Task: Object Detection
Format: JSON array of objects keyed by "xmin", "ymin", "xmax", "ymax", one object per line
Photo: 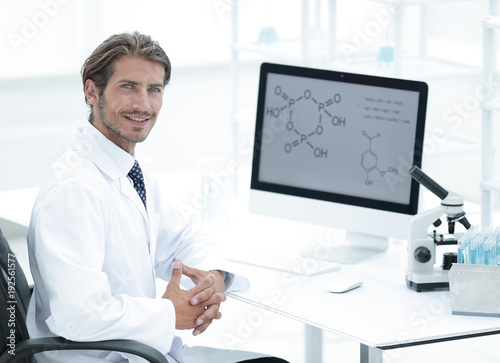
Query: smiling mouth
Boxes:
[{"xmin": 125, "ymin": 115, "xmax": 151, "ymax": 122}]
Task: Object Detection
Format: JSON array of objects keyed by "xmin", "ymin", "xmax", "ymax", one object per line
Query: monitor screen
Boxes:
[{"xmin": 249, "ymin": 62, "xmax": 428, "ymax": 263}]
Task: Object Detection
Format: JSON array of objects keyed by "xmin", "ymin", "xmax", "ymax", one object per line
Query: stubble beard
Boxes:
[{"xmin": 97, "ymin": 94, "xmax": 156, "ymax": 146}]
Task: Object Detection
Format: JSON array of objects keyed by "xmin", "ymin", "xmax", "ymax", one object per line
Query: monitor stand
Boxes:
[{"xmin": 302, "ymin": 231, "xmax": 389, "ymax": 264}]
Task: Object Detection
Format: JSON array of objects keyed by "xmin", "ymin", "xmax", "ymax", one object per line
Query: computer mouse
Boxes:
[{"xmin": 326, "ymin": 279, "xmax": 363, "ymax": 293}]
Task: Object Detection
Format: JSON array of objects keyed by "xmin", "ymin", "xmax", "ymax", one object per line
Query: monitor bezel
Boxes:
[{"xmin": 250, "ymin": 62, "xmax": 428, "ymax": 216}]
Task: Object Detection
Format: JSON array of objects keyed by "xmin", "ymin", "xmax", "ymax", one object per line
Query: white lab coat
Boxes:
[{"xmin": 26, "ymin": 124, "xmax": 250, "ymax": 362}]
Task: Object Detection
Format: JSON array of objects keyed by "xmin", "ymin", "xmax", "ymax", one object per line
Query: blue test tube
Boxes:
[
  {"xmin": 469, "ymin": 234, "xmax": 479, "ymax": 264},
  {"xmin": 462, "ymin": 226, "xmax": 479, "ymax": 264},
  {"xmin": 496, "ymin": 228, "xmax": 500, "ymax": 265},
  {"xmin": 470, "ymin": 231, "xmax": 488, "ymax": 265},
  {"xmin": 457, "ymin": 234, "xmax": 466, "ymax": 264},
  {"xmin": 484, "ymin": 235, "xmax": 496, "ymax": 265}
]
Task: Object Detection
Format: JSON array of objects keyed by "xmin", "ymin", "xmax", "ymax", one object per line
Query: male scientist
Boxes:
[{"xmin": 26, "ymin": 31, "xmax": 287, "ymax": 363}]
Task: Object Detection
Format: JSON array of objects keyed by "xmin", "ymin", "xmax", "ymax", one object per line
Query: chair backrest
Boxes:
[{"xmin": 0, "ymin": 228, "xmax": 32, "ymax": 356}]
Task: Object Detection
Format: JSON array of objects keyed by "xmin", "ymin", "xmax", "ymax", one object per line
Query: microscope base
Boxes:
[{"xmin": 406, "ymin": 278, "xmax": 449, "ymax": 292}]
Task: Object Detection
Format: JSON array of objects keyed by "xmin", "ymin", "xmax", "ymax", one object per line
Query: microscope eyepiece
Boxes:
[{"xmin": 410, "ymin": 166, "xmax": 449, "ymax": 200}]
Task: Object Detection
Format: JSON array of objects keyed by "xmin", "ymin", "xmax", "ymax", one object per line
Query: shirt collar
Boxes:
[{"xmin": 82, "ymin": 123, "xmax": 135, "ymax": 176}]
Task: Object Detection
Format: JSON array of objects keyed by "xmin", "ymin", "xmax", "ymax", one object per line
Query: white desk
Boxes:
[
  {"xmin": 225, "ymin": 241, "xmax": 500, "ymax": 363},
  {"xmin": 3, "ymin": 184, "xmax": 500, "ymax": 362}
]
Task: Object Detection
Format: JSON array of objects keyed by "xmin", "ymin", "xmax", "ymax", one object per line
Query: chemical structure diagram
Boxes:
[
  {"xmin": 265, "ymin": 85, "xmax": 346, "ymax": 159},
  {"xmin": 361, "ymin": 130, "xmax": 398, "ymax": 185}
]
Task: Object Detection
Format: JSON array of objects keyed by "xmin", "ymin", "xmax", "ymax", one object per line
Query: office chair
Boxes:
[{"xmin": 0, "ymin": 227, "xmax": 169, "ymax": 363}]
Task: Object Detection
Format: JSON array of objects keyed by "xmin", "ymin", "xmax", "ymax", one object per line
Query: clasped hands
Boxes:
[{"xmin": 163, "ymin": 259, "xmax": 226, "ymax": 336}]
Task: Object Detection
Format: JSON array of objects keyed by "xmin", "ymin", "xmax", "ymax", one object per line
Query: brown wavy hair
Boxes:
[{"xmin": 81, "ymin": 31, "xmax": 171, "ymax": 122}]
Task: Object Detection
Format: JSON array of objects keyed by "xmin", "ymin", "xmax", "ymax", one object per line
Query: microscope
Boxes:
[{"xmin": 406, "ymin": 166, "xmax": 471, "ymax": 292}]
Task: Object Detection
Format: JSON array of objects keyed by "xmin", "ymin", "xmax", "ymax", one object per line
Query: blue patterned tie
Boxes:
[{"xmin": 128, "ymin": 160, "xmax": 147, "ymax": 210}]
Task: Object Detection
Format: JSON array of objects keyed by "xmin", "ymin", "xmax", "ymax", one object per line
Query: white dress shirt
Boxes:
[{"xmin": 26, "ymin": 123, "xmax": 249, "ymax": 362}]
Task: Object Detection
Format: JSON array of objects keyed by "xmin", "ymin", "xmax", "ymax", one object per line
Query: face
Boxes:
[{"xmin": 85, "ymin": 55, "xmax": 165, "ymax": 154}]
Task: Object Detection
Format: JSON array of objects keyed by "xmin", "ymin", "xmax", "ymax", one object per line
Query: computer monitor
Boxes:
[{"xmin": 249, "ymin": 62, "xmax": 428, "ymax": 264}]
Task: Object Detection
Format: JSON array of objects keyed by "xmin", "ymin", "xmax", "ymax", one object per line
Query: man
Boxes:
[{"xmin": 27, "ymin": 31, "xmax": 287, "ymax": 363}]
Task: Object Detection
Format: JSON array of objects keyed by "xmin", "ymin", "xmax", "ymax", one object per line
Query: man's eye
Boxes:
[
  {"xmin": 149, "ymin": 87, "xmax": 161, "ymax": 92},
  {"xmin": 122, "ymin": 84, "xmax": 133, "ymax": 89}
]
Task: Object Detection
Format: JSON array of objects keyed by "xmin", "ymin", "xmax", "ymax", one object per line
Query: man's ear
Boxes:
[{"xmin": 84, "ymin": 79, "xmax": 99, "ymax": 106}]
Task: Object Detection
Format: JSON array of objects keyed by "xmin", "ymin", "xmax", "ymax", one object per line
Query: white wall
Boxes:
[{"xmin": 0, "ymin": 0, "xmax": 239, "ymax": 189}]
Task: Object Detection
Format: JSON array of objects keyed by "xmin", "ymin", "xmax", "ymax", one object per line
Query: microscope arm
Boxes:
[{"xmin": 408, "ymin": 205, "xmax": 447, "ymax": 241}]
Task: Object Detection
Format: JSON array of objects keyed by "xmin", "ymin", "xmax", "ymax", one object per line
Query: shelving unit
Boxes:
[
  {"xmin": 361, "ymin": 0, "xmax": 498, "ymax": 77},
  {"xmin": 230, "ymin": 0, "xmax": 496, "ymax": 79},
  {"xmin": 481, "ymin": 15, "xmax": 500, "ymax": 227}
]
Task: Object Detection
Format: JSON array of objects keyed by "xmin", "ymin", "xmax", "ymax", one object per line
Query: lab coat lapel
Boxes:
[
  {"xmin": 119, "ymin": 176, "xmax": 149, "ymax": 221},
  {"xmin": 148, "ymin": 212, "xmax": 160, "ymax": 267},
  {"xmin": 71, "ymin": 126, "xmax": 151, "ymax": 223}
]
